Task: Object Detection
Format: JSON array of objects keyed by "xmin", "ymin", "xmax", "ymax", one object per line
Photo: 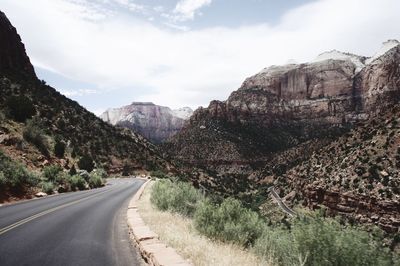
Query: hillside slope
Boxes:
[
  {"xmin": 261, "ymin": 105, "xmax": 400, "ymax": 232},
  {"xmin": 0, "ymin": 10, "xmax": 173, "ymax": 176}
]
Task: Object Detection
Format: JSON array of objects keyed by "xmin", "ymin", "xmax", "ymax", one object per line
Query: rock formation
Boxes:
[
  {"xmin": 168, "ymin": 40, "xmax": 400, "ymax": 166},
  {"xmin": 0, "ymin": 11, "xmax": 36, "ymax": 79},
  {"xmin": 100, "ymin": 103, "xmax": 193, "ymax": 143}
]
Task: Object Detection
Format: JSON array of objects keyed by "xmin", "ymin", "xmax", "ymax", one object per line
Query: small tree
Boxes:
[
  {"xmin": 6, "ymin": 95, "xmax": 36, "ymax": 122},
  {"xmin": 78, "ymin": 155, "xmax": 95, "ymax": 172},
  {"xmin": 0, "ymin": 110, "xmax": 5, "ymax": 124},
  {"xmin": 54, "ymin": 138, "xmax": 66, "ymax": 158},
  {"xmin": 23, "ymin": 117, "xmax": 50, "ymax": 157},
  {"xmin": 122, "ymin": 163, "xmax": 130, "ymax": 176},
  {"xmin": 69, "ymin": 165, "xmax": 77, "ymax": 176},
  {"xmin": 43, "ymin": 165, "xmax": 62, "ymax": 182}
]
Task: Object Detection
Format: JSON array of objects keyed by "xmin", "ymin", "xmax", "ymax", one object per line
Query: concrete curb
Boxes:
[{"xmin": 127, "ymin": 179, "xmax": 192, "ymax": 266}]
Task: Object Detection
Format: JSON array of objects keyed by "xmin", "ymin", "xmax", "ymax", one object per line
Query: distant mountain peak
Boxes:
[
  {"xmin": 172, "ymin": 107, "xmax": 193, "ymax": 120},
  {"xmin": 366, "ymin": 39, "xmax": 400, "ymax": 64},
  {"xmin": 100, "ymin": 102, "xmax": 193, "ymax": 143},
  {"xmin": 130, "ymin": 102, "xmax": 155, "ymax": 106},
  {"xmin": 258, "ymin": 39, "xmax": 400, "ymax": 76},
  {"xmin": 312, "ymin": 49, "xmax": 367, "ymax": 72}
]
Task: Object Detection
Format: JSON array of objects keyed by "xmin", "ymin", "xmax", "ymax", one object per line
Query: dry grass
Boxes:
[{"xmin": 137, "ymin": 182, "xmax": 270, "ymax": 266}]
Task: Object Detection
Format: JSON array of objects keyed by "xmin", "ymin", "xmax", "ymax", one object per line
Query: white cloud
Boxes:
[
  {"xmin": 112, "ymin": 0, "xmax": 146, "ymax": 13},
  {"xmin": 59, "ymin": 89, "xmax": 98, "ymax": 97},
  {"xmin": 172, "ymin": 0, "xmax": 212, "ymax": 21},
  {"xmin": 162, "ymin": 21, "xmax": 190, "ymax": 31},
  {"xmin": 0, "ymin": 0, "xmax": 399, "ymax": 111}
]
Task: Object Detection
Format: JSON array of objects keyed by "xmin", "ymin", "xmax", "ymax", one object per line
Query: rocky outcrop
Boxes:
[
  {"xmin": 0, "ymin": 11, "xmax": 36, "ymax": 79},
  {"xmin": 304, "ymin": 187, "xmax": 400, "ymax": 233},
  {"xmin": 355, "ymin": 43, "xmax": 400, "ymax": 111},
  {"xmin": 100, "ymin": 102, "xmax": 193, "ymax": 143}
]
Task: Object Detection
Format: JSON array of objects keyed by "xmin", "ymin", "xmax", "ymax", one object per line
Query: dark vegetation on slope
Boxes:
[
  {"xmin": 0, "ymin": 78, "xmax": 171, "ymax": 173},
  {"xmin": 267, "ymin": 105, "xmax": 400, "ymax": 233}
]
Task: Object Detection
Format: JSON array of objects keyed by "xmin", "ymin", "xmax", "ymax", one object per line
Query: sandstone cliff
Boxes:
[
  {"xmin": 100, "ymin": 103, "xmax": 193, "ymax": 143},
  {"xmin": 168, "ymin": 40, "xmax": 400, "ymax": 165}
]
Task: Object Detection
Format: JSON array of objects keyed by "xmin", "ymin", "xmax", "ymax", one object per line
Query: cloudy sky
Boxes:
[{"xmin": 1, "ymin": 0, "xmax": 400, "ymax": 114}]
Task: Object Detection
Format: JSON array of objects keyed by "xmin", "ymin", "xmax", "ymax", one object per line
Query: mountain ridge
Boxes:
[{"xmin": 100, "ymin": 102, "xmax": 193, "ymax": 143}]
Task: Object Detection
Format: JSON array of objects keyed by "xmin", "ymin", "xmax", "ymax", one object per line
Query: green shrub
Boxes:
[
  {"xmin": 253, "ymin": 226, "xmax": 297, "ymax": 265},
  {"xmin": 122, "ymin": 163, "xmax": 130, "ymax": 176},
  {"xmin": 0, "ymin": 110, "xmax": 5, "ymax": 124},
  {"xmin": 0, "ymin": 150, "xmax": 39, "ymax": 189},
  {"xmin": 93, "ymin": 168, "xmax": 108, "ymax": 179},
  {"xmin": 151, "ymin": 179, "xmax": 204, "ymax": 217},
  {"xmin": 43, "ymin": 165, "xmax": 62, "ymax": 182},
  {"xmin": 5, "ymin": 95, "xmax": 36, "ymax": 122},
  {"xmin": 23, "ymin": 118, "xmax": 50, "ymax": 157},
  {"xmin": 150, "ymin": 170, "xmax": 168, "ymax": 179},
  {"xmin": 194, "ymin": 197, "xmax": 264, "ymax": 246},
  {"xmin": 0, "ymin": 171, "xmax": 6, "ymax": 187},
  {"xmin": 88, "ymin": 170, "xmax": 105, "ymax": 188},
  {"xmin": 78, "ymin": 155, "xmax": 95, "ymax": 172},
  {"xmin": 253, "ymin": 216, "xmax": 393, "ymax": 266},
  {"xmin": 41, "ymin": 181, "xmax": 55, "ymax": 194},
  {"xmin": 52, "ymin": 171, "xmax": 76, "ymax": 193},
  {"xmin": 69, "ymin": 175, "xmax": 86, "ymax": 191},
  {"xmin": 54, "ymin": 171, "xmax": 69, "ymax": 186},
  {"xmin": 69, "ymin": 165, "xmax": 77, "ymax": 176},
  {"xmin": 78, "ymin": 170, "xmax": 90, "ymax": 182}
]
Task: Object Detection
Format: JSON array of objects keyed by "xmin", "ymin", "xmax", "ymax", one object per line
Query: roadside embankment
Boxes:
[
  {"xmin": 134, "ymin": 181, "xmax": 264, "ymax": 266},
  {"xmin": 127, "ymin": 179, "xmax": 191, "ymax": 266}
]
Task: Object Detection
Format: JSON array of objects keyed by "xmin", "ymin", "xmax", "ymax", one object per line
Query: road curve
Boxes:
[
  {"xmin": 268, "ymin": 187, "xmax": 297, "ymax": 217},
  {"xmin": 0, "ymin": 178, "xmax": 145, "ymax": 266}
]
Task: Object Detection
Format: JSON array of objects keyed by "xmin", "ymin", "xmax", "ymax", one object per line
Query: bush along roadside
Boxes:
[
  {"xmin": 39, "ymin": 165, "xmax": 107, "ymax": 194},
  {"xmin": 150, "ymin": 179, "xmax": 399, "ymax": 266},
  {"xmin": 0, "ymin": 149, "xmax": 40, "ymax": 192},
  {"xmin": 0, "ymin": 149, "xmax": 107, "ymax": 200}
]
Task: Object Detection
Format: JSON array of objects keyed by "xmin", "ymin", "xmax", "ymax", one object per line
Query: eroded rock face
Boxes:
[
  {"xmin": 230, "ymin": 60, "xmax": 358, "ymax": 122},
  {"xmin": 170, "ymin": 58, "xmax": 365, "ymax": 167},
  {"xmin": 355, "ymin": 45, "xmax": 400, "ymax": 112},
  {"xmin": 304, "ymin": 188, "xmax": 400, "ymax": 233},
  {"xmin": 170, "ymin": 41, "xmax": 400, "ymax": 166},
  {"xmin": 0, "ymin": 11, "xmax": 36, "ymax": 79},
  {"xmin": 100, "ymin": 102, "xmax": 193, "ymax": 143}
]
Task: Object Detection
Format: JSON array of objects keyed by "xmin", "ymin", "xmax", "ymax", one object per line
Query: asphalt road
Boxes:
[{"xmin": 0, "ymin": 178, "xmax": 145, "ymax": 266}]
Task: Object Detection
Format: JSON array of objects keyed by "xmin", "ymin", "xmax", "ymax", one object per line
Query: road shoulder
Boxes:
[{"xmin": 127, "ymin": 179, "xmax": 191, "ymax": 266}]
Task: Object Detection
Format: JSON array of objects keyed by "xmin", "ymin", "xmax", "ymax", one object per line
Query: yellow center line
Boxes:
[{"xmin": 0, "ymin": 187, "xmax": 114, "ymax": 236}]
